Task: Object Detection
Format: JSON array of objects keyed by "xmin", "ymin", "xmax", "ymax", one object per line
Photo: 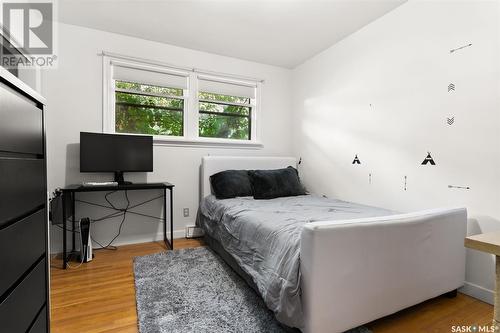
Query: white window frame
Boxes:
[
  {"xmin": 103, "ymin": 56, "xmax": 190, "ymax": 139},
  {"xmin": 102, "ymin": 54, "xmax": 263, "ymax": 148}
]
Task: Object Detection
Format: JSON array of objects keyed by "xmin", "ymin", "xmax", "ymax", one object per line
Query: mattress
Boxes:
[{"xmin": 196, "ymin": 194, "xmax": 394, "ymax": 329}]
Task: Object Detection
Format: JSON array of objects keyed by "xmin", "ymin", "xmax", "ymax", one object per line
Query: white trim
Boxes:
[
  {"xmin": 460, "ymin": 281, "xmax": 494, "ymax": 305},
  {"xmin": 197, "ymin": 73, "xmax": 259, "ymax": 88},
  {"xmin": 102, "ymin": 55, "xmax": 113, "ymax": 132},
  {"xmin": 50, "ymin": 229, "xmax": 187, "ymax": 254},
  {"xmin": 115, "ymin": 87, "xmax": 185, "ymax": 101},
  {"xmin": 102, "ymin": 52, "xmax": 263, "ymax": 146},
  {"xmin": 153, "ymin": 136, "xmax": 263, "ymax": 149},
  {"xmin": 186, "ymin": 72, "xmax": 197, "ymax": 139},
  {"xmin": 86, "ymin": 130, "xmax": 262, "ymax": 149},
  {"xmin": 100, "ymin": 229, "xmax": 188, "ymax": 247},
  {"xmin": 111, "ymin": 58, "xmax": 191, "ymax": 79},
  {"xmin": 198, "ymin": 98, "xmax": 254, "ymax": 108},
  {"xmin": 100, "ymin": 51, "xmax": 192, "ymax": 73},
  {"xmin": 99, "ymin": 51, "xmax": 264, "ymax": 83},
  {"xmin": 195, "ymin": 69, "xmax": 264, "ymax": 83},
  {"xmin": 253, "ymin": 81, "xmax": 262, "ymax": 143}
]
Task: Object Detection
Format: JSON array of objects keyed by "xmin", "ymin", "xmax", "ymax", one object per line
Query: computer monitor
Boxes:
[{"xmin": 80, "ymin": 132, "xmax": 153, "ymax": 184}]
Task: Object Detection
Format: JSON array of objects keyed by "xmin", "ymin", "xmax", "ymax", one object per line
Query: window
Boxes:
[
  {"xmin": 198, "ymin": 92, "xmax": 251, "ymax": 140},
  {"xmin": 103, "ymin": 55, "xmax": 261, "ymax": 147},
  {"xmin": 115, "ymin": 81, "xmax": 184, "ymax": 136},
  {"xmin": 109, "ymin": 62, "xmax": 189, "ymax": 137},
  {"xmin": 198, "ymin": 77, "xmax": 256, "ymax": 140}
]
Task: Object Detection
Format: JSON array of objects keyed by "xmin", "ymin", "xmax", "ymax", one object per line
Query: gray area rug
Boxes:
[{"xmin": 134, "ymin": 247, "xmax": 372, "ymax": 333}]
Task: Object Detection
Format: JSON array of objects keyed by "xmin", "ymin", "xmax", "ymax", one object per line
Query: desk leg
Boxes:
[
  {"xmin": 495, "ymin": 256, "xmax": 500, "ymax": 332},
  {"xmin": 170, "ymin": 188, "xmax": 174, "ymax": 250},
  {"xmin": 62, "ymin": 194, "xmax": 67, "ymax": 269},
  {"xmin": 72, "ymin": 193, "xmax": 76, "ymax": 253},
  {"xmin": 163, "ymin": 188, "xmax": 167, "ymax": 247}
]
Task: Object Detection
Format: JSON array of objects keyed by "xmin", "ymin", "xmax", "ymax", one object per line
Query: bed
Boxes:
[{"xmin": 196, "ymin": 156, "xmax": 467, "ymax": 333}]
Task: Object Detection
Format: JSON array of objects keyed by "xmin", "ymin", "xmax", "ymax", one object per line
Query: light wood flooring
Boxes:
[{"xmin": 50, "ymin": 239, "xmax": 493, "ymax": 333}]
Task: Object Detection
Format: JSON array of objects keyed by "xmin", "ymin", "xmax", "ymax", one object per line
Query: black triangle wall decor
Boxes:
[
  {"xmin": 352, "ymin": 154, "xmax": 361, "ymax": 165},
  {"xmin": 421, "ymin": 152, "xmax": 436, "ymax": 166}
]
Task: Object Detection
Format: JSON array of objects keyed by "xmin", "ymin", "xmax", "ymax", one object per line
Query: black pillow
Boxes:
[
  {"xmin": 210, "ymin": 170, "xmax": 253, "ymax": 199},
  {"xmin": 249, "ymin": 166, "xmax": 306, "ymax": 199}
]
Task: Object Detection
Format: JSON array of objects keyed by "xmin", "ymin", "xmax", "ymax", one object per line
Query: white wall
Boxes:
[
  {"xmin": 44, "ymin": 2, "xmax": 498, "ymax": 305},
  {"xmin": 43, "ymin": 23, "xmax": 293, "ymax": 253},
  {"xmin": 292, "ymin": 0, "xmax": 500, "ymax": 303}
]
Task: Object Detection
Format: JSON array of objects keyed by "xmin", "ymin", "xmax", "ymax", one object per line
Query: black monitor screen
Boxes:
[{"xmin": 80, "ymin": 132, "xmax": 153, "ymax": 173}]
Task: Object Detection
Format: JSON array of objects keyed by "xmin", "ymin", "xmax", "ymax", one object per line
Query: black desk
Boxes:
[{"xmin": 60, "ymin": 182, "xmax": 174, "ymax": 269}]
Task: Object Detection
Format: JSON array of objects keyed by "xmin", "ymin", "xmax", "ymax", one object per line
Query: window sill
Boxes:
[{"xmin": 153, "ymin": 136, "xmax": 263, "ymax": 149}]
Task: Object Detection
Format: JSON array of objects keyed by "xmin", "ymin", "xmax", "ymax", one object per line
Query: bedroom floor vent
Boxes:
[{"xmin": 185, "ymin": 225, "xmax": 204, "ymax": 238}]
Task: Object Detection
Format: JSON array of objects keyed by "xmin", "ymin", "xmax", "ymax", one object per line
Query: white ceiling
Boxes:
[{"xmin": 58, "ymin": 0, "xmax": 406, "ymax": 68}]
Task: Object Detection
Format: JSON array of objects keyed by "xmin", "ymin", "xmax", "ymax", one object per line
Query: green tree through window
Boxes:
[
  {"xmin": 115, "ymin": 81, "xmax": 184, "ymax": 136},
  {"xmin": 198, "ymin": 91, "xmax": 251, "ymax": 140},
  {"xmin": 114, "ymin": 81, "xmax": 254, "ymax": 141}
]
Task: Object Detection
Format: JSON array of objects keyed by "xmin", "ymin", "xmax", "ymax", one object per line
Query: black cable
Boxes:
[
  {"xmin": 76, "ymin": 198, "xmax": 116, "ymax": 210},
  {"xmin": 125, "ymin": 193, "xmax": 162, "ymax": 210},
  {"xmin": 104, "ymin": 191, "xmax": 120, "ymax": 210},
  {"xmin": 55, "ymin": 222, "xmax": 80, "ymax": 233},
  {"xmin": 122, "ymin": 209, "xmax": 164, "ymax": 221},
  {"xmin": 125, "ymin": 189, "xmax": 130, "ymax": 206},
  {"xmin": 76, "ymin": 200, "xmax": 163, "ymax": 222},
  {"xmin": 76, "ymin": 194, "xmax": 163, "ymax": 212},
  {"xmin": 97, "ymin": 211, "xmax": 126, "ymax": 248},
  {"xmin": 49, "ymin": 190, "xmax": 129, "ymax": 268},
  {"xmin": 90, "ymin": 235, "xmax": 117, "ymax": 251},
  {"xmin": 56, "ymin": 190, "xmax": 164, "ymax": 252},
  {"xmin": 76, "ymin": 194, "xmax": 164, "ymax": 222},
  {"xmin": 91, "ymin": 209, "xmax": 126, "ymax": 222},
  {"xmin": 90, "ymin": 190, "xmax": 131, "ymax": 250}
]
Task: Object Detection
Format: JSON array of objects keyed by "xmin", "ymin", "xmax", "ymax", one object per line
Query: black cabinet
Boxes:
[
  {"xmin": 0, "ymin": 83, "xmax": 43, "ymax": 155},
  {"xmin": 0, "ymin": 209, "xmax": 46, "ymax": 296},
  {"xmin": 0, "ymin": 159, "xmax": 46, "ymax": 226},
  {"xmin": 0, "ymin": 259, "xmax": 47, "ymax": 333},
  {"xmin": 0, "ymin": 68, "xmax": 49, "ymax": 333}
]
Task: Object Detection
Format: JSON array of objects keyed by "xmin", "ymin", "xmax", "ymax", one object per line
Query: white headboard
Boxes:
[{"xmin": 200, "ymin": 156, "xmax": 297, "ymax": 199}]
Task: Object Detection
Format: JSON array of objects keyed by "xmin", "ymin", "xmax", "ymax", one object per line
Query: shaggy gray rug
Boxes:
[{"xmin": 134, "ymin": 247, "xmax": 372, "ymax": 333}]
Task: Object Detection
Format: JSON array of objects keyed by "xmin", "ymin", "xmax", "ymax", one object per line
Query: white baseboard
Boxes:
[
  {"xmin": 50, "ymin": 229, "xmax": 188, "ymax": 254},
  {"xmin": 97, "ymin": 229, "xmax": 187, "ymax": 248},
  {"xmin": 460, "ymin": 281, "xmax": 494, "ymax": 305}
]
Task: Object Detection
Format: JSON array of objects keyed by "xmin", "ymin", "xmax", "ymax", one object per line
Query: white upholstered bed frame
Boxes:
[{"xmin": 200, "ymin": 156, "xmax": 467, "ymax": 333}]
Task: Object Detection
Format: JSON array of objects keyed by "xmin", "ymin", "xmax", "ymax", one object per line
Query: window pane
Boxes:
[
  {"xmin": 116, "ymin": 91, "xmax": 183, "ymax": 110},
  {"xmin": 114, "ymin": 82, "xmax": 184, "ymax": 137},
  {"xmin": 198, "ymin": 91, "xmax": 250, "ymax": 104},
  {"xmin": 199, "ymin": 113, "xmax": 249, "ymax": 140},
  {"xmin": 116, "ymin": 80, "xmax": 183, "ymax": 97},
  {"xmin": 115, "ymin": 105, "xmax": 183, "ymax": 136},
  {"xmin": 199, "ymin": 101, "xmax": 250, "ymax": 115}
]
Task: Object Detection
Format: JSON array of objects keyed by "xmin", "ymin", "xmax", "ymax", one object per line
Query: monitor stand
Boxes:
[{"xmin": 114, "ymin": 171, "xmax": 132, "ymax": 185}]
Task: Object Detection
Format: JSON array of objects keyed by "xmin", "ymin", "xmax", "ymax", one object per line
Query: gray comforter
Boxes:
[{"xmin": 197, "ymin": 194, "xmax": 394, "ymax": 329}]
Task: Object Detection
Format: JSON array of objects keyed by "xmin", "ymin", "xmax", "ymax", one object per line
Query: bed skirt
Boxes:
[
  {"xmin": 203, "ymin": 234, "xmax": 260, "ymax": 293},
  {"xmin": 203, "ymin": 234, "xmax": 300, "ymax": 332}
]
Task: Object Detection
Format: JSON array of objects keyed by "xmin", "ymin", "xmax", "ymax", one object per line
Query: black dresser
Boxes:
[{"xmin": 0, "ymin": 68, "xmax": 49, "ymax": 333}]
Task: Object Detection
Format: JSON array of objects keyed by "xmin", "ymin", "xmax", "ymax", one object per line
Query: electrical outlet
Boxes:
[{"xmin": 183, "ymin": 208, "xmax": 189, "ymax": 217}]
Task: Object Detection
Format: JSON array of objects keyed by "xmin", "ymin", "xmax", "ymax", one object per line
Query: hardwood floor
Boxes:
[
  {"xmin": 50, "ymin": 239, "xmax": 203, "ymax": 333},
  {"xmin": 50, "ymin": 239, "xmax": 493, "ymax": 333}
]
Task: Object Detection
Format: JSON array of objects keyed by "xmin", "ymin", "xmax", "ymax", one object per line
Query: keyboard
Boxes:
[{"xmin": 81, "ymin": 181, "xmax": 118, "ymax": 187}]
